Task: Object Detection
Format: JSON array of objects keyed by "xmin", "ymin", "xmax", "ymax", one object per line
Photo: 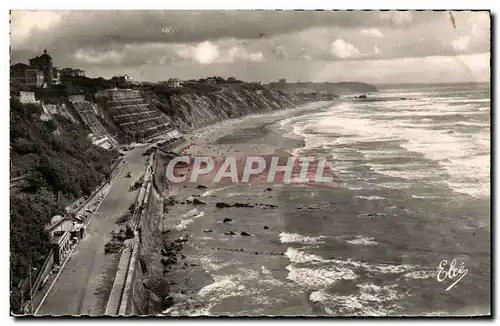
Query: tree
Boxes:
[
  {"xmin": 9, "ymin": 90, "xmax": 118, "ymax": 289},
  {"xmin": 44, "ymin": 119, "xmax": 57, "ymax": 133},
  {"xmin": 24, "ymin": 170, "xmax": 48, "ymax": 192}
]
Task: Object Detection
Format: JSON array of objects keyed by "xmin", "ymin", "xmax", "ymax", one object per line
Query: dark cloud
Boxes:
[
  {"xmin": 13, "ymin": 11, "xmax": 439, "ymax": 50},
  {"xmin": 10, "ymin": 10, "xmax": 490, "ymax": 83}
]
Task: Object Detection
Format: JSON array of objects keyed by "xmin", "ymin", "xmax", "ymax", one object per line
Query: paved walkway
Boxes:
[{"xmin": 34, "ymin": 146, "xmax": 151, "ymax": 316}]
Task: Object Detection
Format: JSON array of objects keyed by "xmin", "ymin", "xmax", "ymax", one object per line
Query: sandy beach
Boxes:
[
  {"xmin": 158, "ymin": 99, "xmax": 490, "ymax": 316},
  {"xmin": 159, "ymin": 103, "xmax": 330, "ymax": 316}
]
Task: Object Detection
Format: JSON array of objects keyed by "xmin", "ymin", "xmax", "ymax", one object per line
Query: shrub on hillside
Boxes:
[{"xmin": 9, "ymin": 96, "xmax": 119, "ymax": 297}]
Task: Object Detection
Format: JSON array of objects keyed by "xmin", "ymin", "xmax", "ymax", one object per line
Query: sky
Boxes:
[{"xmin": 10, "ymin": 10, "xmax": 491, "ymax": 84}]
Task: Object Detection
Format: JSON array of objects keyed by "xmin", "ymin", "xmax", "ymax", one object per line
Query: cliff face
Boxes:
[
  {"xmin": 20, "ymin": 81, "xmax": 377, "ymax": 145},
  {"xmin": 267, "ymin": 81, "xmax": 378, "ymax": 95},
  {"xmin": 148, "ymin": 86, "xmax": 305, "ymax": 132}
]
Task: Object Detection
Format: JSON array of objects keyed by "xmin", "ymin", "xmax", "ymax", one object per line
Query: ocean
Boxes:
[{"xmin": 163, "ymin": 83, "xmax": 491, "ymax": 316}]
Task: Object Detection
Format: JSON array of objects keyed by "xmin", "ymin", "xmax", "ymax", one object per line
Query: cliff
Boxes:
[
  {"xmin": 12, "ymin": 77, "xmax": 377, "ymax": 145},
  {"xmin": 143, "ymin": 84, "xmax": 308, "ymax": 133},
  {"xmin": 266, "ymin": 81, "xmax": 378, "ymax": 95}
]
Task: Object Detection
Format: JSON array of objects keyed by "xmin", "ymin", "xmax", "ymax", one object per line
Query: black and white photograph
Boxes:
[{"xmin": 8, "ymin": 9, "xmax": 491, "ymax": 317}]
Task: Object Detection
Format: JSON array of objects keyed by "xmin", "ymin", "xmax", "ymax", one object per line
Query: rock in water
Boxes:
[
  {"xmin": 233, "ymin": 202, "xmax": 254, "ymax": 208},
  {"xmin": 165, "ymin": 196, "xmax": 176, "ymax": 206},
  {"xmin": 223, "ymin": 218, "xmax": 232, "ymax": 223},
  {"xmin": 240, "ymin": 231, "xmax": 251, "ymax": 236},
  {"xmin": 192, "ymin": 198, "xmax": 206, "ymax": 205},
  {"xmin": 216, "ymin": 202, "xmax": 232, "ymax": 208},
  {"xmin": 224, "ymin": 231, "xmax": 236, "ymax": 236},
  {"xmin": 264, "ymin": 226, "xmax": 269, "ymax": 230},
  {"xmin": 197, "ymin": 185, "xmax": 207, "ymax": 189}
]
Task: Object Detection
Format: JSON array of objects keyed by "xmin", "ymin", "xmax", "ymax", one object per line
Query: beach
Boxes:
[{"xmin": 159, "ymin": 84, "xmax": 490, "ymax": 316}]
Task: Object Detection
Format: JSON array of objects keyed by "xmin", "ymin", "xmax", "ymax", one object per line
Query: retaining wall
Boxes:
[{"xmin": 105, "ymin": 153, "xmax": 165, "ymax": 315}]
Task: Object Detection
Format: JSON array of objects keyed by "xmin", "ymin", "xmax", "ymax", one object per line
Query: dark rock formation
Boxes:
[
  {"xmin": 357, "ymin": 212, "xmax": 387, "ymax": 218},
  {"xmin": 224, "ymin": 231, "xmax": 236, "ymax": 236},
  {"xmin": 161, "ymin": 257, "xmax": 177, "ymax": 266},
  {"xmin": 162, "ymin": 296, "xmax": 175, "ymax": 309},
  {"xmin": 164, "ymin": 196, "xmax": 176, "ymax": 206},
  {"xmin": 233, "ymin": 202, "xmax": 254, "ymax": 208},
  {"xmin": 216, "ymin": 202, "xmax": 232, "ymax": 208},
  {"xmin": 240, "ymin": 231, "xmax": 252, "ymax": 236},
  {"xmin": 297, "ymin": 202, "xmax": 332, "ymax": 211},
  {"xmin": 196, "ymin": 185, "xmax": 207, "ymax": 189},
  {"xmin": 257, "ymin": 203, "xmax": 279, "ymax": 209},
  {"xmin": 223, "ymin": 218, "xmax": 232, "ymax": 223},
  {"xmin": 216, "ymin": 202, "xmax": 255, "ymax": 208},
  {"xmin": 192, "ymin": 198, "xmax": 206, "ymax": 205}
]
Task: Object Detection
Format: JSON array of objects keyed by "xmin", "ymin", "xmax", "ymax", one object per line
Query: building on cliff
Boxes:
[
  {"xmin": 112, "ymin": 74, "xmax": 134, "ymax": 85},
  {"xmin": 10, "ymin": 63, "xmax": 45, "ymax": 87},
  {"xmin": 28, "ymin": 49, "xmax": 60, "ymax": 86},
  {"xmin": 25, "ymin": 69, "xmax": 45, "ymax": 87},
  {"xmin": 158, "ymin": 78, "xmax": 181, "ymax": 88},
  {"xmin": 60, "ymin": 68, "xmax": 86, "ymax": 78},
  {"xmin": 45, "ymin": 215, "xmax": 74, "ymax": 265},
  {"xmin": 167, "ymin": 78, "xmax": 180, "ymax": 88},
  {"xmin": 10, "ymin": 63, "xmax": 29, "ymax": 84}
]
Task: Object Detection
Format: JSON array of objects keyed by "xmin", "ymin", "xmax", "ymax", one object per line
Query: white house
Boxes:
[{"xmin": 167, "ymin": 78, "xmax": 180, "ymax": 88}]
